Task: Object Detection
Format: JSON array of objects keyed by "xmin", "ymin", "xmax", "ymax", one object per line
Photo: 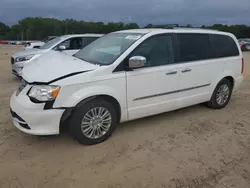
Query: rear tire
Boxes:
[
  {"xmin": 69, "ymin": 99, "xmax": 118, "ymax": 145},
  {"xmin": 206, "ymin": 78, "xmax": 233, "ymax": 109}
]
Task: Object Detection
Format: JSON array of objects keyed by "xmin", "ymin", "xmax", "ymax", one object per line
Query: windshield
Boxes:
[
  {"xmin": 74, "ymin": 33, "xmax": 143, "ymax": 65},
  {"xmin": 39, "ymin": 36, "xmax": 63, "ymax": 49},
  {"xmin": 43, "ymin": 36, "xmax": 56, "ymax": 43},
  {"xmin": 43, "ymin": 36, "xmax": 49, "ymax": 42}
]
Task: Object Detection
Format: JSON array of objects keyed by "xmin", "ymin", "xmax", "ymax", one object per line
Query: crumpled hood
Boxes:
[
  {"xmin": 22, "ymin": 50, "xmax": 98, "ymax": 83},
  {"xmin": 12, "ymin": 48, "xmax": 48, "ymax": 58}
]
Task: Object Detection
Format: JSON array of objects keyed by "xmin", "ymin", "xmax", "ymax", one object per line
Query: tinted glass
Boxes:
[
  {"xmin": 55, "ymin": 37, "xmax": 83, "ymax": 50},
  {"xmin": 59, "ymin": 39, "xmax": 70, "ymax": 49},
  {"xmin": 210, "ymin": 34, "xmax": 239, "ymax": 58},
  {"xmin": 177, "ymin": 33, "xmax": 211, "ymax": 62},
  {"xmin": 130, "ymin": 35, "xmax": 174, "ymax": 67},
  {"xmin": 68, "ymin": 37, "xmax": 82, "ymax": 49}
]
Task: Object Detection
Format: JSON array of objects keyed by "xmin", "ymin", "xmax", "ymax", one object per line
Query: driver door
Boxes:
[{"xmin": 125, "ymin": 34, "xmax": 180, "ymax": 120}]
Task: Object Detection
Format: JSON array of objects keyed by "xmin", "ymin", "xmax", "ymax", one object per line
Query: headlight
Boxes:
[
  {"xmin": 15, "ymin": 54, "xmax": 34, "ymax": 62},
  {"xmin": 28, "ymin": 85, "xmax": 60, "ymax": 102}
]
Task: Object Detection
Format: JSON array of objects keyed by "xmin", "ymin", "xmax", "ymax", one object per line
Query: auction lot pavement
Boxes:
[{"xmin": 1, "ymin": 45, "xmax": 250, "ymax": 188}]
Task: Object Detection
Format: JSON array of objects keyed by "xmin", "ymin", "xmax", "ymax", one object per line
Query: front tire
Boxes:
[
  {"xmin": 206, "ymin": 78, "xmax": 233, "ymax": 109},
  {"xmin": 69, "ymin": 99, "xmax": 118, "ymax": 145}
]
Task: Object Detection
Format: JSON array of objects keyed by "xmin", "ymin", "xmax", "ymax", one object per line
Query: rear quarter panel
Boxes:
[{"xmin": 211, "ymin": 33, "xmax": 243, "ymax": 94}]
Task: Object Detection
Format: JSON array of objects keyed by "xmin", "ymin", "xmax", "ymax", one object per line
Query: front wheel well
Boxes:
[
  {"xmin": 59, "ymin": 95, "xmax": 121, "ymax": 133},
  {"xmin": 94, "ymin": 95, "xmax": 121, "ymax": 122}
]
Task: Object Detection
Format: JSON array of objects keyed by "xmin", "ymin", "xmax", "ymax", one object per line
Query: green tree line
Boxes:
[{"xmin": 0, "ymin": 17, "xmax": 250, "ymax": 40}]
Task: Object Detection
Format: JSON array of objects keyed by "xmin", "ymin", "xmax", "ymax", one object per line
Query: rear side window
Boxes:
[
  {"xmin": 210, "ymin": 34, "xmax": 239, "ymax": 58},
  {"xmin": 177, "ymin": 33, "xmax": 211, "ymax": 62}
]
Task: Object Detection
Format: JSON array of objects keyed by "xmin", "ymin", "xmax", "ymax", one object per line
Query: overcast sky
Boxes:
[{"xmin": 1, "ymin": 0, "xmax": 250, "ymax": 26}]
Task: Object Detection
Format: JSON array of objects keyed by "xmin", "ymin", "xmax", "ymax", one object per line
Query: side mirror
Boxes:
[
  {"xmin": 129, "ymin": 56, "xmax": 146, "ymax": 69},
  {"xmin": 58, "ymin": 45, "xmax": 66, "ymax": 51}
]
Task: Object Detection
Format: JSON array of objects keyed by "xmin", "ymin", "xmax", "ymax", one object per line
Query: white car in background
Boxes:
[
  {"xmin": 24, "ymin": 36, "xmax": 57, "ymax": 50},
  {"xmin": 11, "ymin": 34, "xmax": 103, "ymax": 77},
  {"xmin": 10, "ymin": 28, "xmax": 243, "ymax": 145}
]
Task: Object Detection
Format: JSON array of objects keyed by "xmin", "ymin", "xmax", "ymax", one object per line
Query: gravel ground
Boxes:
[{"xmin": 0, "ymin": 45, "xmax": 250, "ymax": 188}]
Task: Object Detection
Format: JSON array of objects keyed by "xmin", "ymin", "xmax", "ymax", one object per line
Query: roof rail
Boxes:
[
  {"xmin": 163, "ymin": 24, "xmax": 180, "ymax": 29},
  {"xmin": 151, "ymin": 24, "xmax": 180, "ymax": 29},
  {"xmin": 173, "ymin": 27, "xmax": 218, "ymax": 31}
]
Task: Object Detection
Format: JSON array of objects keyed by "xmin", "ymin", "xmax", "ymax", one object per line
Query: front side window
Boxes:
[
  {"xmin": 177, "ymin": 33, "xmax": 211, "ymax": 62},
  {"xmin": 130, "ymin": 34, "xmax": 174, "ymax": 67},
  {"xmin": 56, "ymin": 37, "xmax": 83, "ymax": 50},
  {"xmin": 74, "ymin": 33, "xmax": 143, "ymax": 65}
]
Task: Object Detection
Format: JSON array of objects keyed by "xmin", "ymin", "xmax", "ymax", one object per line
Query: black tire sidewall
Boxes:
[
  {"xmin": 69, "ymin": 99, "xmax": 118, "ymax": 145},
  {"xmin": 210, "ymin": 79, "xmax": 233, "ymax": 109}
]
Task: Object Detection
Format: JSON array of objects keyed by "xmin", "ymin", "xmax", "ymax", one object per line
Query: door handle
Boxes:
[
  {"xmin": 166, "ymin": 71, "xmax": 177, "ymax": 75},
  {"xmin": 181, "ymin": 68, "xmax": 192, "ymax": 73}
]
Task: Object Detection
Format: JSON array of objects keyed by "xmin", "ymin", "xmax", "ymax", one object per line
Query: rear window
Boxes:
[
  {"xmin": 210, "ymin": 34, "xmax": 239, "ymax": 58},
  {"xmin": 177, "ymin": 33, "xmax": 211, "ymax": 62}
]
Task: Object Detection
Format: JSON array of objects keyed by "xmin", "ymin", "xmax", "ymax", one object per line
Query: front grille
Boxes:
[
  {"xmin": 16, "ymin": 79, "xmax": 28, "ymax": 96},
  {"xmin": 11, "ymin": 57, "xmax": 15, "ymax": 64},
  {"xmin": 10, "ymin": 109, "xmax": 31, "ymax": 130}
]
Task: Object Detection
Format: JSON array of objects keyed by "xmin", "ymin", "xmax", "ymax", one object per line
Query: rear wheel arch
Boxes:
[
  {"xmin": 206, "ymin": 77, "xmax": 234, "ymax": 109},
  {"xmin": 208, "ymin": 75, "xmax": 235, "ymax": 102},
  {"xmin": 212, "ymin": 74, "xmax": 235, "ymax": 91},
  {"xmin": 223, "ymin": 76, "xmax": 234, "ymax": 88}
]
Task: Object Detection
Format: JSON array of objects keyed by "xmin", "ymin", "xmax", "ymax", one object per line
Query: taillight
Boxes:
[{"xmin": 241, "ymin": 58, "xmax": 244, "ymax": 74}]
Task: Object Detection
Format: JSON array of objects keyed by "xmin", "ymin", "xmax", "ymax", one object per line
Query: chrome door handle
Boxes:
[
  {"xmin": 166, "ymin": 71, "xmax": 177, "ymax": 75},
  {"xmin": 181, "ymin": 68, "xmax": 191, "ymax": 73}
]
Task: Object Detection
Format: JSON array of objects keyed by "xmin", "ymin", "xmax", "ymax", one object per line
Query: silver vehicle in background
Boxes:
[{"xmin": 11, "ymin": 34, "xmax": 103, "ymax": 77}]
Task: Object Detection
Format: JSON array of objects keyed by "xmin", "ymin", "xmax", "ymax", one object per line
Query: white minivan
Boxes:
[
  {"xmin": 11, "ymin": 34, "xmax": 103, "ymax": 77},
  {"xmin": 10, "ymin": 28, "xmax": 244, "ymax": 145}
]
